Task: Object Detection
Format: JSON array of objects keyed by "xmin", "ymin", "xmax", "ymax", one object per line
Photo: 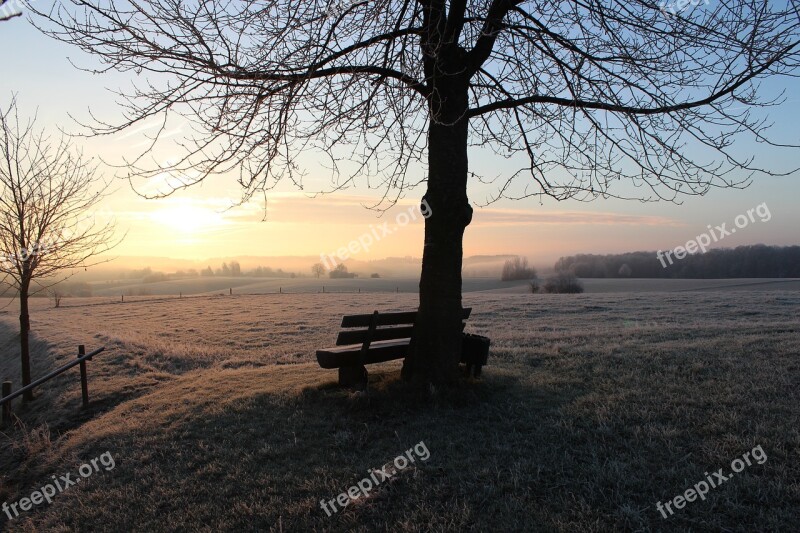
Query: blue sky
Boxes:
[{"xmin": 1, "ymin": 10, "xmax": 798, "ymax": 267}]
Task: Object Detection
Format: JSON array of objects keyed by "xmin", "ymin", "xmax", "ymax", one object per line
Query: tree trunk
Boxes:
[
  {"xmin": 403, "ymin": 78, "xmax": 473, "ymax": 385},
  {"xmin": 19, "ymin": 275, "xmax": 33, "ymax": 402}
]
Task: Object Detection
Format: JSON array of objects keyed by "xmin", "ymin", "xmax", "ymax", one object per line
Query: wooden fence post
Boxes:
[
  {"xmin": 78, "ymin": 345, "xmax": 89, "ymax": 408},
  {"xmin": 2, "ymin": 381, "xmax": 11, "ymax": 426}
]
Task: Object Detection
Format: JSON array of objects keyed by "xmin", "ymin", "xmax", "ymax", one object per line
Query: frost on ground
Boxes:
[{"xmin": 0, "ymin": 290, "xmax": 798, "ymax": 531}]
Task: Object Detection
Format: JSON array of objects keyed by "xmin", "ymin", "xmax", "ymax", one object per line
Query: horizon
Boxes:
[{"xmin": 80, "ymin": 241, "xmax": 800, "ymax": 275}]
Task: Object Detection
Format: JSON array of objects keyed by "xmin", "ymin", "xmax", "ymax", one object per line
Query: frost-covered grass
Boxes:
[{"xmin": 1, "ymin": 290, "xmax": 798, "ymax": 531}]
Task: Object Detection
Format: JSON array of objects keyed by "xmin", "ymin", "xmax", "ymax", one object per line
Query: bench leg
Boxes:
[
  {"xmin": 463, "ymin": 363, "xmax": 473, "ymax": 377},
  {"xmin": 463, "ymin": 363, "xmax": 483, "ymax": 378},
  {"xmin": 339, "ymin": 365, "xmax": 368, "ymax": 390}
]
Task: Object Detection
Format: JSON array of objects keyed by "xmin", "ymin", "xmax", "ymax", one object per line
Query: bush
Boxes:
[
  {"xmin": 329, "ymin": 264, "xmax": 357, "ymax": 279},
  {"xmin": 543, "ymin": 272, "xmax": 584, "ymax": 294},
  {"xmin": 529, "ymin": 280, "xmax": 540, "ymax": 293},
  {"xmin": 501, "ymin": 256, "xmax": 537, "ymax": 281}
]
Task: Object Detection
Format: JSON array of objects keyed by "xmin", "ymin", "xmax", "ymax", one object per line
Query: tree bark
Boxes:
[
  {"xmin": 403, "ymin": 74, "xmax": 473, "ymax": 385},
  {"xmin": 19, "ymin": 273, "xmax": 33, "ymax": 402}
]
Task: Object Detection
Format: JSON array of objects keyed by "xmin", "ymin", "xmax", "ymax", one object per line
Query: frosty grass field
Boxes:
[{"xmin": 0, "ymin": 279, "xmax": 798, "ymax": 531}]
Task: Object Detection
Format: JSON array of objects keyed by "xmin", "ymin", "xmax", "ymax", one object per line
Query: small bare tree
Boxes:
[
  {"xmin": 0, "ymin": 98, "xmax": 117, "ymax": 401},
  {"xmin": 311, "ymin": 263, "xmax": 325, "ymax": 279},
  {"xmin": 50, "ymin": 289, "xmax": 63, "ymax": 308}
]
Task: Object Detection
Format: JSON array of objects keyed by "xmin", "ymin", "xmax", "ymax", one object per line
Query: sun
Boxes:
[{"xmin": 151, "ymin": 203, "xmax": 225, "ymax": 235}]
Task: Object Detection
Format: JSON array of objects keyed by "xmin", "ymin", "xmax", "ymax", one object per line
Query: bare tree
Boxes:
[
  {"xmin": 0, "ymin": 0, "xmax": 22, "ymax": 23},
  {"xmin": 0, "ymin": 98, "xmax": 117, "ymax": 400},
  {"xmin": 50, "ymin": 289, "xmax": 63, "ymax": 308},
  {"xmin": 34, "ymin": 1, "xmax": 800, "ymax": 384},
  {"xmin": 501, "ymin": 256, "xmax": 537, "ymax": 281},
  {"xmin": 311, "ymin": 263, "xmax": 325, "ymax": 279}
]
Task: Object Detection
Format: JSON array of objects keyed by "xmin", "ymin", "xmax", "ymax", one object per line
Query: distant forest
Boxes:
[{"xmin": 555, "ymin": 245, "xmax": 800, "ymax": 278}]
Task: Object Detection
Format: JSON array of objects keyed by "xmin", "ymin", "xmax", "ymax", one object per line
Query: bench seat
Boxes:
[{"xmin": 316, "ymin": 338, "xmax": 410, "ymax": 369}]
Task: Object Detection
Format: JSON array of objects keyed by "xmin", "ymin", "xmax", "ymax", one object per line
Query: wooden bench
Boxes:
[{"xmin": 316, "ymin": 308, "xmax": 483, "ymax": 387}]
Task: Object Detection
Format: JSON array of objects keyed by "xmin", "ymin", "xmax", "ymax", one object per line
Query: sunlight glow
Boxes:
[{"xmin": 150, "ymin": 203, "xmax": 226, "ymax": 235}]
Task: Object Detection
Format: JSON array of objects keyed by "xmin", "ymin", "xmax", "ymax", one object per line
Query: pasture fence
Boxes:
[{"xmin": 1, "ymin": 345, "xmax": 105, "ymax": 427}]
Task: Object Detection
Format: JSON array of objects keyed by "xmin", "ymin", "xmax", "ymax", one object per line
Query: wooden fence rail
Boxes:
[{"xmin": 1, "ymin": 345, "xmax": 105, "ymax": 426}]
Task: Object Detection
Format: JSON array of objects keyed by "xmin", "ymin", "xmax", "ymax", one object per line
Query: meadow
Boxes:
[
  {"xmin": 53, "ymin": 274, "xmax": 800, "ymax": 301},
  {"xmin": 0, "ymin": 282, "xmax": 798, "ymax": 531}
]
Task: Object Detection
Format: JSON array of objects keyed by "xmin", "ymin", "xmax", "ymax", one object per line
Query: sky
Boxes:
[{"xmin": 1, "ymin": 8, "xmax": 798, "ymax": 270}]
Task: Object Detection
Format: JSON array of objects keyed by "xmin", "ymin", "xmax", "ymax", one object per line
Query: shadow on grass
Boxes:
[
  {"xmin": 2, "ymin": 367, "xmax": 575, "ymax": 531},
  {"xmin": 0, "ymin": 318, "xmax": 116, "ymax": 435},
  {"xmin": 0, "ymin": 318, "xmax": 131, "ymax": 502},
  {"xmin": 4, "ymin": 360, "xmax": 796, "ymax": 533}
]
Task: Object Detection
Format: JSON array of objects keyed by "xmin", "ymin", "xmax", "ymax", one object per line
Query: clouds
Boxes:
[
  {"xmin": 230, "ymin": 194, "xmax": 678, "ymax": 228},
  {"xmin": 470, "ymin": 207, "xmax": 680, "ymax": 228}
]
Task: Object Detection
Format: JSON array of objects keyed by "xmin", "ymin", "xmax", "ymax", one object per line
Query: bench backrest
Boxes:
[{"xmin": 336, "ymin": 308, "xmax": 472, "ymax": 346}]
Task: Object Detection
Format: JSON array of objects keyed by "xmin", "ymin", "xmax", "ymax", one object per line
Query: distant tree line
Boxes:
[
  {"xmin": 200, "ymin": 261, "xmax": 243, "ymax": 277},
  {"xmin": 196, "ymin": 262, "xmax": 296, "ymax": 278},
  {"xmin": 554, "ymin": 245, "xmax": 800, "ymax": 278},
  {"xmin": 124, "ymin": 262, "xmax": 299, "ymax": 281},
  {"xmin": 501, "ymin": 257, "xmax": 538, "ymax": 281}
]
